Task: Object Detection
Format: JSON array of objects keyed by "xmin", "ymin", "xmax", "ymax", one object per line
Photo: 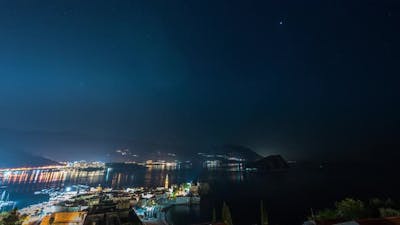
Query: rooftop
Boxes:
[{"xmin": 40, "ymin": 212, "xmax": 87, "ymax": 225}]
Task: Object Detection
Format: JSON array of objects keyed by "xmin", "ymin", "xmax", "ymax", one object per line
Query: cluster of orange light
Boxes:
[
  {"xmin": 0, "ymin": 170, "xmax": 67, "ymax": 184},
  {"xmin": 0, "ymin": 165, "xmax": 66, "ymax": 172}
]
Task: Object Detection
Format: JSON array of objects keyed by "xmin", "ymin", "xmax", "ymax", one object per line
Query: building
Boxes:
[
  {"xmin": 40, "ymin": 212, "xmax": 87, "ymax": 225},
  {"xmin": 39, "ymin": 210, "xmax": 142, "ymax": 225},
  {"xmin": 84, "ymin": 209, "xmax": 142, "ymax": 225}
]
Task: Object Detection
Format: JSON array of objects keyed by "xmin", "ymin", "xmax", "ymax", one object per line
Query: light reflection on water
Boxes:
[
  {"xmin": 0, "ymin": 167, "xmax": 246, "ymax": 193},
  {"xmin": 0, "ymin": 167, "xmax": 247, "ymax": 215},
  {"xmin": 1, "ymin": 166, "xmax": 399, "ymax": 225},
  {"xmin": 0, "ymin": 169, "xmax": 104, "ymax": 193}
]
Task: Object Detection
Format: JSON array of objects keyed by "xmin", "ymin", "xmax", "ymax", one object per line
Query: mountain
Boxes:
[
  {"xmin": 0, "ymin": 150, "xmax": 58, "ymax": 168},
  {"xmin": 195, "ymin": 145, "xmax": 263, "ymax": 164},
  {"xmin": 215, "ymin": 145, "xmax": 263, "ymax": 162},
  {"xmin": 248, "ymin": 154, "xmax": 289, "ymax": 171}
]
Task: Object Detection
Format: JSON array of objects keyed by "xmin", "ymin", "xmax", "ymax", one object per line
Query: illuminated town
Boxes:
[{"xmin": 8, "ymin": 174, "xmax": 200, "ymax": 225}]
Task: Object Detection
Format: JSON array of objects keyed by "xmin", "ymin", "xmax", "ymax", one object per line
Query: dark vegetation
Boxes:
[{"xmin": 311, "ymin": 198, "xmax": 400, "ymax": 221}]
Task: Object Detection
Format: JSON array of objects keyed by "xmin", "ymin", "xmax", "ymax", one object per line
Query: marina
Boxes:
[{"xmin": 17, "ymin": 179, "xmax": 201, "ymax": 225}]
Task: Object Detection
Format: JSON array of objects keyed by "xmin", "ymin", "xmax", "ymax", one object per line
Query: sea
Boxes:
[{"xmin": 1, "ymin": 164, "xmax": 400, "ymax": 225}]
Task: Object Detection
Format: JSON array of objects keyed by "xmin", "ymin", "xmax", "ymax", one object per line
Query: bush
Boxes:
[
  {"xmin": 369, "ymin": 198, "xmax": 385, "ymax": 208},
  {"xmin": 0, "ymin": 209, "xmax": 23, "ymax": 225},
  {"xmin": 335, "ymin": 198, "xmax": 366, "ymax": 220},
  {"xmin": 314, "ymin": 209, "xmax": 338, "ymax": 220},
  {"xmin": 385, "ymin": 199, "xmax": 396, "ymax": 208},
  {"xmin": 379, "ymin": 208, "xmax": 400, "ymax": 217},
  {"xmin": 311, "ymin": 198, "xmax": 400, "ymax": 221}
]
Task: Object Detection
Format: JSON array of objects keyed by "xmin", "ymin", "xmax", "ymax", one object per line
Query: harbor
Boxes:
[{"xmin": 16, "ymin": 177, "xmax": 201, "ymax": 225}]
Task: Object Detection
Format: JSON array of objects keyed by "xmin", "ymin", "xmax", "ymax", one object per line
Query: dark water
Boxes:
[{"xmin": 1, "ymin": 165, "xmax": 400, "ymax": 225}]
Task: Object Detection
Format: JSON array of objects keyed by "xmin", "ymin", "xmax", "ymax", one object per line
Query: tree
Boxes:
[
  {"xmin": 369, "ymin": 198, "xmax": 385, "ymax": 208},
  {"xmin": 365, "ymin": 198, "xmax": 399, "ymax": 218},
  {"xmin": 312, "ymin": 198, "xmax": 400, "ymax": 221},
  {"xmin": 336, "ymin": 198, "xmax": 366, "ymax": 220},
  {"xmin": 379, "ymin": 208, "xmax": 400, "ymax": 217},
  {"xmin": 384, "ymin": 198, "xmax": 395, "ymax": 208},
  {"xmin": 260, "ymin": 200, "xmax": 268, "ymax": 225},
  {"xmin": 313, "ymin": 208, "xmax": 338, "ymax": 220},
  {"xmin": 222, "ymin": 202, "xmax": 233, "ymax": 225},
  {"xmin": 1, "ymin": 209, "xmax": 23, "ymax": 225},
  {"xmin": 368, "ymin": 198, "xmax": 385, "ymax": 217}
]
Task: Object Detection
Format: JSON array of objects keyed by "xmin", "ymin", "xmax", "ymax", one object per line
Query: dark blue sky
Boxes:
[{"xmin": 0, "ymin": 0, "xmax": 399, "ymax": 161}]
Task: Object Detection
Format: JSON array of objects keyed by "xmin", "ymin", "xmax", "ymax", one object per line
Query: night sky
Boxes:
[{"xmin": 0, "ymin": 0, "xmax": 399, "ymax": 161}]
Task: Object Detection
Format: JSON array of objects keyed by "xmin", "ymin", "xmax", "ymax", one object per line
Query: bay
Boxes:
[{"xmin": 1, "ymin": 165, "xmax": 399, "ymax": 225}]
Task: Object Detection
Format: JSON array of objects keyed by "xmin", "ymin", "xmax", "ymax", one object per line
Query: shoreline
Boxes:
[{"xmin": 141, "ymin": 197, "xmax": 200, "ymax": 225}]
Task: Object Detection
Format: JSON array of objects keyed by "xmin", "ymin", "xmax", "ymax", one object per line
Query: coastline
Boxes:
[{"xmin": 141, "ymin": 196, "xmax": 200, "ymax": 225}]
